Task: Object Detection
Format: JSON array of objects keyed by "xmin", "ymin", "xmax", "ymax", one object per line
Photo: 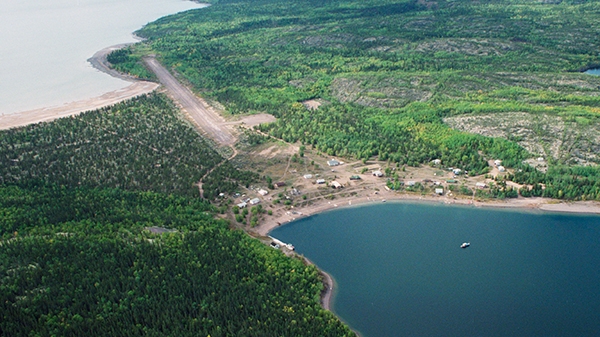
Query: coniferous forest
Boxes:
[{"xmin": 0, "ymin": 95, "xmax": 355, "ymax": 336}]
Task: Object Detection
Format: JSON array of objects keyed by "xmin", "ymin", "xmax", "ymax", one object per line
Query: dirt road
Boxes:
[{"xmin": 143, "ymin": 56, "xmax": 236, "ymax": 146}]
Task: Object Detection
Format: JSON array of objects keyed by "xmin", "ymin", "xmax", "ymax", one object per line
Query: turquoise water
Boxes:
[
  {"xmin": 270, "ymin": 202, "xmax": 600, "ymax": 337},
  {"xmin": 585, "ymin": 68, "xmax": 600, "ymax": 76}
]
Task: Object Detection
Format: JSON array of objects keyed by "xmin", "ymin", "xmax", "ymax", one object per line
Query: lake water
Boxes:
[
  {"xmin": 0, "ymin": 0, "xmax": 203, "ymax": 115},
  {"xmin": 586, "ymin": 68, "xmax": 600, "ymax": 76},
  {"xmin": 270, "ymin": 202, "xmax": 600, "ymax": 337}
]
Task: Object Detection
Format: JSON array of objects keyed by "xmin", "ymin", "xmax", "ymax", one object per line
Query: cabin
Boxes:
[
  {"xmin": 327, "ymin": 159, "xmax": 340, "ymax": 167},
  {"xmin": 372, "ymin": 170, "xmax": 384, "ymax": 177}
]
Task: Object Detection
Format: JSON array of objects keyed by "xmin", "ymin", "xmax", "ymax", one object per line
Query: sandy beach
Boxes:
[{"xmin": 0, "ymin": 44, "xmax": 158, "ymax": 130}]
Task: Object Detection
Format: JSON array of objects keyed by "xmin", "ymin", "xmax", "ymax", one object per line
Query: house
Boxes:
[
  {"xmin": 372, "ymin": 170, "xmax": 384, "ymax": 177},
  {"xmin": 237, "ymin": 202, "xmax": 247, "ymax": 208},
  {"xmin": 249, "ymin": 198, "xmax": 261, "ymax": 205},
  {"xmin": 498, "ymin": 166, "xmax": 506, "ymax": 172},
  {"xmin": 327, "ymin": 159, "xmax": 340, "ymax": 167},
  {"xmin": 258, "ymin": 189, "xmax": 268, "ymax": 196},
  {"xmin": 330, "ymin": 181, "xmax": 342, "ymax": 189},
  {"xmin": 435, "ymin": 188, "xmax": 444, "ymax": 195},
  {"xmin": 303, "ymin": 174, "xmax": 313, "ymax": 179},
  {"xmin": 274, "ymin": 181, "xmax": 286, "ymax": 188},
  {"xmin": 316, "ymin": 179, "xmax": 326, "ymax": 184}
]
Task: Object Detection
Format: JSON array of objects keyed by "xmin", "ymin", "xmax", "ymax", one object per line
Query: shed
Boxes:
[
  {"xmin": 330, "ymin": 181, "xmax": 342, "ymax": 189},
  {"xmin": 432, "ymin": 159, "xmax": 442, "ymax": 165},
  {"xmin": 372, "ymin": 170, "xmax": 384, "ymax": 177},
  {"xmin": 249, "ymin": 198, "xmax": 261, "ymax": 205},
  {"xmin": 303, "ymin": 174, "xmax": 313, "ymax": 179},
  {"xmin": 435, "ymin": 188, "xmax": 444, "ymax": 195},
  {"xmin": 406, "ymin": 181, "xmax": 416, "ymax": 186},
  {"xmin": 316, "ymin": 179, "xmax": 326, "ymax": 184},
  {"xmin": 476, "ymin": 182, "xmax": 487, "ymax": 189},
  {"xmin": 258, "ymin": 189, "xmax": 268, "ymax": 196},
  {"xmin": 237, "ymin": 202, "xmax": 247, "ymax": 208},
  {"xmin": 327, "ymin": 159, "xmax": 340, "ymax": 167},
  {"xmin": 494, "ymin": 160, "xmax": 502, "ymax": 166},
  {"xmin": 274, "ymin": 181, "xmax": 286, "ymax": 188},
  {"xmin": 498, "ymin": 166, "xmax": 506, "ymax": 172},
  {"xmin": 452, "ymin": 168, "xmax": 462, "ymax": 175}
]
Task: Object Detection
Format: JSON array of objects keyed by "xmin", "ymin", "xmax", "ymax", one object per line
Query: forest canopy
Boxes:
[{"xmin": 110, "ymin": 0, "xmax": 600, "ymax": 200}]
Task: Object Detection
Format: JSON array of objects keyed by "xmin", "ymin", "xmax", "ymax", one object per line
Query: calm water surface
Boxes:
[
  {"xmin": 271, "ymin": 202, "xmax": 600, "ymax": 337},
  {"xmin": 586, "ymin": 68, "xmax": 600, "ymax": 76},
  {"xmin": 0, "ymin": 0, "xmax": 203, "ymax": 115}
]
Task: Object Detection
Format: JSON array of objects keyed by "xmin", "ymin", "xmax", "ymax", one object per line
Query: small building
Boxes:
[
  {"xmin": 258, "ymin": 189, "xmax": 269, "ymax": 196},
  {"xmin": 494, "ymin": 160, "xmax": 502, "ymax": 166},
  {"xmin": 435, "ymin": 188, "xmax": 444, "ymax": 195},
  {"xmin": 327, "ymin": 159, "xmax": 340, "ymax": 167},
  {"xmin": 249, "ymin": 198, "xmax": 261, "ymax": 205},
  {"xmin": 406, "ymin": 181, "xmax": 416, "ymax": 186},
  {"xmin": 237, "ymin": 202, "xmax": 247, "ymax": 208},
  {"xmin": 274, "ymin": 181, "xmax": 286, "ymax": 188},
  {"xmin": 432, "ymin": 159, "xmax": 442, "ymax": 165},
  {"xmin": 349, "ymin": 175, "xmax": 361, "ymax": 180},
  {"xmin": 446, "ymin": 179, "xmax": 457, "ymax": 183},
  {"xmin": 372, "ymin": 170, "xmax": 384, "ymax": 177},
  {"xmin": 498, "ymin": 166, "xmax": 506, "ymax": 172},
  {"xmin": 452, "ymin": 168, "xmax": 462, "ymax": 175},
  {"xmin": 316, "ymin": 179, "xmax": 326, "ymax": 184},
  {"xmin": 475, "ymin": 182, "xmax": 487, "ymax": 189},
  {"xmin": 303, "ymin": 174, "xmax": 313, "ymax": 179},
  {"xmin": 330, "ymin": 181, "xmax": 342, "ymax": 189}
]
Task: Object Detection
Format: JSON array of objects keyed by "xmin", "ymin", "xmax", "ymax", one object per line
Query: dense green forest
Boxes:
[
  {"xmin": 111, "ymin": 0, "xmax": 600, "ymax": 200},
  {"xmin": 0, "ymin": 185, "xmax": 354, "ymax": 336},
  {"xmin": 0, "ymin": 94, "xmax": 355, "ymax": 335},
  {"xmin": 0, "ymin": 93, "xmax": 256, "ymax": 200}
]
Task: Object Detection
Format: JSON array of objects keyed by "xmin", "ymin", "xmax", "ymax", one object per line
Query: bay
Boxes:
[
  {"xmin": 0, "ymin": 0, "xmax": 203, "ymax": 115},
  {"xmin": 270, "ymin": 202, "xmax": 600, "ymax": 337}
]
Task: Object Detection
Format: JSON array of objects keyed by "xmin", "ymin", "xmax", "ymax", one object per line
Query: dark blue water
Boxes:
[{"xmin": 270, "ymin": 202, "xmax": 600, "ymax": 337}]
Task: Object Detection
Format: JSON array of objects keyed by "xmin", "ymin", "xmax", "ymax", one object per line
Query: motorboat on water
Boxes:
[{"xmin": 460, "ymin": 242, "xmax": 470, "ymax": 249}]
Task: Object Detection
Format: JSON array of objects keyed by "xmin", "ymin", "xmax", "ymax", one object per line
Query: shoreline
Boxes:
[
  {"xmin": 0, "ymin": 44, "xmax": 158, "ymax": 130},
  {"xmin": 256, "ymin": 189, "xmax": 600, "ymax": 313}
]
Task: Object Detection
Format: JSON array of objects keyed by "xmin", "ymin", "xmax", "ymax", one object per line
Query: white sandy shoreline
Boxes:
[{"xmin": 0, "ymin": 44, "xmax": 158, "ymax": 130}]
